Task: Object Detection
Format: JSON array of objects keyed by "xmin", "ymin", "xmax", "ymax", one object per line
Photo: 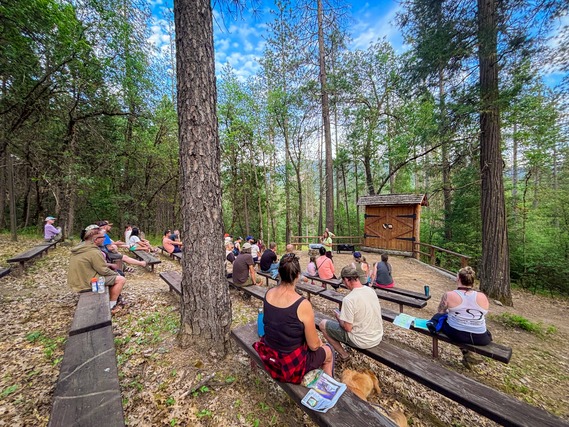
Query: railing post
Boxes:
[{"xmin": 430, "ymin": 246, "xmax": 436, "ymax": 265}]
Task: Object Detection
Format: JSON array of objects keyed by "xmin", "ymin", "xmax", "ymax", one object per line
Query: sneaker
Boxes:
[{"xmin": 426, "ymin": 321, "xmax": 437, "ymax": 334}]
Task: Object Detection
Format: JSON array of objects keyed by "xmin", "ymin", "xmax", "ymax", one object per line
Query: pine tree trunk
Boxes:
[
  {"xmin": 477, "ymin": 0, "xmax": 512, "ymax": 305},
  {"xmin": 175, "ymin": 0, "xmax": 232, "ymax": 355}
]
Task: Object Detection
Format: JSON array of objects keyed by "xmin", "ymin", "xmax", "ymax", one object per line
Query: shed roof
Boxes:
[{"xmin": 357, "ymin": 194, "xmax": 429, "ymax": 207}]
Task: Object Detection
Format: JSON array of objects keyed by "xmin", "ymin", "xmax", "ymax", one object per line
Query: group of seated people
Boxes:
[{"xmin": 162, "ymin": 229, "xmax": 183, "ymax": 254}]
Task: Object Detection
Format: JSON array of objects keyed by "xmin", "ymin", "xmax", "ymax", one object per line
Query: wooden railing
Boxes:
[
  {"xmin": 413, "ymin": 242, "xmax": 471, "ymax": 274},
  {"xmin": 290, "ymin": 235, "xmax": 363, "ymax": 250}
]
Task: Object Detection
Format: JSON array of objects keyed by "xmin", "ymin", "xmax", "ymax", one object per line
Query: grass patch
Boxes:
[{"xmin": 490, "ymin": 313, "xmax": 557, "ymax": 336}]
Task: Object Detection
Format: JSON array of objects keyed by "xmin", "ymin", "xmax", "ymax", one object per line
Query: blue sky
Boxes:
[{"xmin": 147, "ymin": 0, "xmax": 566, "ymax": 87}]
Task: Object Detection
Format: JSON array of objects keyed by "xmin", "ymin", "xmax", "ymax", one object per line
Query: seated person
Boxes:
[
  {"xmin": 250, "ymin": 239, "xmax": 261, "ymax": 264},
  {"xmin": 129, "ymin": 227, "xmax": 158, "ymax": 253},
  {"xmin": 162, "ymin": 229, "xmax": 182, "ymax": 254},
  {"xmin": 44, "ymin": 216, "xmax": 62, "ymax": 242},
  {"xmin": 259, "ymin": 242, "xmax": 279, "ymax": 279},
  {"xmin": 253, "ymin": 253, "xmax": 334, "ymax": 383},
  {"xmin": 319, "ymin": 266, "xmax": 383, "ymax": 361},
  {"xmin": 372, "ymin": 253, "xmax": 394, "ymax": 288},
  {"xmin": 225, "ymin": 242, "xmax": 235, "ymax": 278},
  {"xmin": 351, "ymin": 251, "xmax": 371, "ymax": 285},
  {"xmin": 232, "ymin": 243, "xmax": 257, "ymax": 287},
  {"xmin": 304, "ymin": 256, "xmax": 317, "ymax": 277},
  {"xmin": 431, "ymin": 266, "xmax": 492, "ymax": 365},
  {"xmin": 96, "ymin": 221, "xmax": 146, "ymax": 271},
  {"xmin": 279, "ymin": 244, "xmax": 295, "ymax": 261},
  {"xmin": 67, "ymin": 225, "xmax": 126, "ymax": 314},
  {"xmin": 315, "ymin": 246, "xmax": 336, "ymax": 282}
]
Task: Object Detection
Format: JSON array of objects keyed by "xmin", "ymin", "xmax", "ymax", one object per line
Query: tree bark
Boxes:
[
  {"xmin": 175, "ymin": 0, "xmax": 232, "ymax": 355},
  {"xmin": 477, "ymin": 0, "xmax": 511, "ymax": 305},
  {"xmin": 317, "ymin": 0, "xmax": 334, "ymax": 231}
]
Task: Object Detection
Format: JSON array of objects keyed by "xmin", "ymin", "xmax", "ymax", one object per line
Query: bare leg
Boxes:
[
  {"xmin": 108, "ymin": 276, "xmax": 126, "ymax": 303},
  {"xmin": 321, "ymin": 344, "xmax": 334, "ymax": 377},
  {"xmin": 319, "ymin": 320, "xmax": 350, "ymax": 359},
  {"xmin": 122, "ymin": 255, "xmax": 147, "ymax": 267}
]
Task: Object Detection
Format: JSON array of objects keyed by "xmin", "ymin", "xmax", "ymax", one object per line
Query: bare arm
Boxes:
[
  {"xmin": 437, "ymin": 292, "xmax": 449, "ymax": 314},
  {"xmin": 298, "ymin": 300, "xmax": 323, "ymax": 351},
  {"xmin": 249, "ymin": 264, "xmax": 256, "ymax": 284}
]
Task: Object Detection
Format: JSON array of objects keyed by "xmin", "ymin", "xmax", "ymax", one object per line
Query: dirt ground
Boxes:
[{"xmin": 0, "ymin": 235, "xmax": 568, "ymax": 426}]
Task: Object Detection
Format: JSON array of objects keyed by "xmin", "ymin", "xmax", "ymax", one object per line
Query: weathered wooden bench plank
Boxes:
[
  {"xmin": 231, "ymin": 322, "xmax": 398, "ymax": 427},
  {"xmin": 0, "ymin": 267, "xmax": 11, "ymax": 278},
  {"xmin": 49, "ymin": 326, "xmax": 124, "ymax": 427},
  {"xmin": 7, "ymin": 243, "xmax": 56, "ymax": 269},
  {"xmin": 303, "ymin": 274, "xmax": 340, "ymax": 290},
  {"xmin": 256, "ymin": 270, "xmax": 277, "ymax": 287},
  {"xmin": 373, "ymin": 284, "xmax": 431, "ymax": 301},
  {"xmin": 129, "ymin": 249, "xmax": 161, "ymax": 271},
  {"xmin": 296, "ymin": 281, "xmax": 325, "ymax": 301},
  {"xmin": 372, "ymin": 287, "xmax": 427, "ymax": 312},
  {"xmin": 313, "ymin": 313, "xmax": 563, "ymax": 427},
  {"xmin": 159, "ymin": 271, "xmax": 182, "ymax": 295},
  {"xmin": 69, "ymin": 292, "xmax": 111, "ymax": 337}
]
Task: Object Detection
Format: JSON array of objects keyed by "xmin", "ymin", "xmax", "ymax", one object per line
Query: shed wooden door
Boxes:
[{"xmin": 364, "ymin": 205, "xmax": 415, "ymax": 252}]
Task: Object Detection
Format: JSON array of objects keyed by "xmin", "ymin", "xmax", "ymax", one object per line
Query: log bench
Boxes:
[
  {"xmin": 231, "ymin": 322, "xmax": 398, "ymax": 427},
  {"xmin": 7, "ymin": 242, "xmax": 57, "ymax": 271},
  {"xmin": 0, "ymin": 267, "xmax": 11, "ymax": 279},
  {"xmin": 313, "ymin": 312, "xmax": 564, "ymax": 427},
  {"xmin": 49, "ymin": 292, "xmax": 124, "ymax": 427},
  {"xmin": 128, "ymin": 249, "xmax": 161, "ymax": 271},
  {"xmin": 256, "ymin": 270, "xmax": 278, "ymax": 287}
]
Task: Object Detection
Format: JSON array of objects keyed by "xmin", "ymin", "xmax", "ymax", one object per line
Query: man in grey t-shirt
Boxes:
[{"xmin": 319, "ymin": 265, "xmax": 383, "ymax": 361}]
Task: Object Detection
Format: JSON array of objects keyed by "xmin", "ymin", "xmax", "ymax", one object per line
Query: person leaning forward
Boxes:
[
  {"xmin": 319, "ymin": 265, "xmax": 383, "ymax": 361},
  {"xmin": 67, "ymin": 225, "xmax": 126, "ymax": 314},
  {"xmin": 232, "ymin": 242, "xmax": 256, "ymax": 287}
]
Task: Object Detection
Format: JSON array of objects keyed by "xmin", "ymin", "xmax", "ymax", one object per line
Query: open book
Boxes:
[{"xmin": 301, "ymin": 369, "xmax": 347, "ymax": 413}]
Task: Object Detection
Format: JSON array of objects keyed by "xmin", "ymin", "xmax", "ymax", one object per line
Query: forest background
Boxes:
[{"xmin": 1, "ymin": 0, "xmax": 569, "ymax": 294}]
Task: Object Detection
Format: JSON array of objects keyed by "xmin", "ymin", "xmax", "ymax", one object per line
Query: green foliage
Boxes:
[{"xmin": 490, "ymin": 313, "xmax": 557, "ymax": 336}]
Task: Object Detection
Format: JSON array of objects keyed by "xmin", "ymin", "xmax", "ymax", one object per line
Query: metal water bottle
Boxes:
[{"xmin": 257, "ymin": 308, "xmax": 265, "ymax": 337}]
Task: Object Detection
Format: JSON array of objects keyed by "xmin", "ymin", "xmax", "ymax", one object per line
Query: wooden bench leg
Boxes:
[
  {"xmin": 399, "ymin": 303, "xmax": 404, "ymax": 313},
  {"xmin": 432, "ymin": 336, "xmax": 439, "ymax": 358}
]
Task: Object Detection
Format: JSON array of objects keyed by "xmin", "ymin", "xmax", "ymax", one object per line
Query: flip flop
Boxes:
[{"xmin": 325, "ymin": 343, "xmax": 335, "ymax": 378}]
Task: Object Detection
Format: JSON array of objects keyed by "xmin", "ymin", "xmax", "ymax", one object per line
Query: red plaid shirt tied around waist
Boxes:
[{"xmin": 253, "ymin": 338, "xmax": 308, "ymax": 384}]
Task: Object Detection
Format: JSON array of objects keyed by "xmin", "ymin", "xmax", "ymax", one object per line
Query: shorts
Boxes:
[
  {"xmin": 324, "ymin": 320, "xmax": 357, "ymax": 347},
  {"xmin": 104, "ymin": 275, "xmax": 117, "ymax": 287},
  {"xmin": 374, "ymin": 281, "xmax": 394, "ymax": 289},
  {"xmin": 304, "ymin": 346, "xmax": 327, "ymax": 373}
]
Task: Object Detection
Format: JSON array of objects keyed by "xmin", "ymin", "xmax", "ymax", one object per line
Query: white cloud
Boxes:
[{"xmin": 350, "ymin": 2, "xmax": 404, "ymax": 53}]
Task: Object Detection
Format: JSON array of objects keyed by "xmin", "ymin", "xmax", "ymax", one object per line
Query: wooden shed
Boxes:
[{"xmin": 357, "ymin": 194, "xmax": 428, "ymax": 254}]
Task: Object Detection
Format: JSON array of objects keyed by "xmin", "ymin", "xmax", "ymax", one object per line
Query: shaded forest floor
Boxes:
[{"xmin": 0, "ymin": 235, "xmax": 568, "ymax": 426}]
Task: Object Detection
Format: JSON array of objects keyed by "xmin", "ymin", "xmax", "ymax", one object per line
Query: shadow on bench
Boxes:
[{"xmin": 231, "ymin": 322, "xmax": 398, "ymax": 427}]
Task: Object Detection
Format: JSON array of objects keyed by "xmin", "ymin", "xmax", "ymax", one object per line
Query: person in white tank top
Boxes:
[{"xmin": 432, "ymin": 266, "xmax": 492, "ymax": 366}]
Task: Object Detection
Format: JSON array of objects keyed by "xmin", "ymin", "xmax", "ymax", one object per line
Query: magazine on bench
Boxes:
[{"xmin": 301, "ymin": 369, "xmax": 347, "ymax": 413}]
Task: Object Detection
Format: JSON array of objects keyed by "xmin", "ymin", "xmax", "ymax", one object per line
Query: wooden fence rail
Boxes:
[
  {"xmin": 413, "ymin": 242, "xmax": 471, "ymax": 274},
  {"xmin": 290, "ymin": 235, "xmax": 363, "ymax": 249}
]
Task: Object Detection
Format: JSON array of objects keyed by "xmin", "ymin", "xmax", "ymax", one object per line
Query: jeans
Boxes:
[{"xmin": 262, "ymin": 262, "xmax": 279, "ymax": 279}]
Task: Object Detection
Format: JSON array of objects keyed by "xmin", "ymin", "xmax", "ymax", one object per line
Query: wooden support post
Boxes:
[{"xmin": 432, "ymin": 336, "xmax": 439, "ymax": 358}]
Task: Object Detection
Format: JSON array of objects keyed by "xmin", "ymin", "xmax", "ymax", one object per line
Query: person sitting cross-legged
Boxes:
[
  {"xmin": 129, "ymin": 227, "xmax": 158, "ymax": 253},
  {"xmin": 319, "ymin": 265, "xmax": 383, "ymax": 362},
  {"xmin": 67, "ymin": 225, "xmax": 127, "ymax": 314},
  {"xmin": 44, "ymin": 216, "xmax": 62, "ymax": 243}
]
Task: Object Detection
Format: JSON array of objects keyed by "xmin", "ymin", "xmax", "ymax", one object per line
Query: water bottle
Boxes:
[
  {"xmin": 257, "ymin": 308, "xmax": 265, "ymax": 337},
  {"xmin": 97, "ymin": 276, "xmax": 105, "ymax": 293},
  {"xmin": 91, "ymin": 278, "xmax": 98, "ymax": 293},
  {"xmin": 424, "ymin": 285, "xmax": 430, "ymax": 297}
]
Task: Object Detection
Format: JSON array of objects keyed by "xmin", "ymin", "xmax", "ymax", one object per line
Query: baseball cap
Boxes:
[
  {"xmin": 242, "ymin": 242, "xmax": 252, "ymax": 250},
  {"xmin": 341, "ymin": 265, "xmax": 359, "ymax": 279},
  {"xmin": 353, "ymin": 251, "xmax": 362, "ymax": 259},
  {"xmin": 45, "ymin": 216, "xmax": 56, "ymax": 221}
]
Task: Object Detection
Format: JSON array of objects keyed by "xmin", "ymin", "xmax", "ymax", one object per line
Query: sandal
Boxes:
[
  {"xmin": 111, "ymin": 304, "xmax": 124, "ymax": 315},
  {"xmin": 124, "ymin": 266, "xmax": 135, "ymax": 273}
]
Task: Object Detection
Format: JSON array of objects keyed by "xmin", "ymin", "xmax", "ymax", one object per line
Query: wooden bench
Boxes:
[
  {"xmin": 0, "ymin": 267, "xmax": 11, "ymax": 278},
  {"xmin": 313, "ymin": 312, "xmax": 564, "ymax": 427},
  {"xmin": 257, "ymin": 270, "xmax": 278, "ymax": 287},
  {"xmin": 129, "ymin": 249, "xmax": 161, "ymax": 271},
  {"xmin": 373, "ymin": 284, "xmax": 431, "ymax": 301},
  {"xmin": 159, "ymin": 271, "xmax": 182, "ymax": 296},
  {"xmin": 231, "ymin": 322, "xmax": 398, "ymax": 427},
  {"xmin": 158, "ymin": 246, "xmax": 182, "ymax": 262},
  {"xmin": 50, "ymin": 292, "xmax": 124, "ymax": 427},
  {"xmin": 380, "ymin": 307, "xmax": 512, "ymax": 363},
  {"xmin": 7, "ymin": 242, "xmax": 57, "ymax": 271}
]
